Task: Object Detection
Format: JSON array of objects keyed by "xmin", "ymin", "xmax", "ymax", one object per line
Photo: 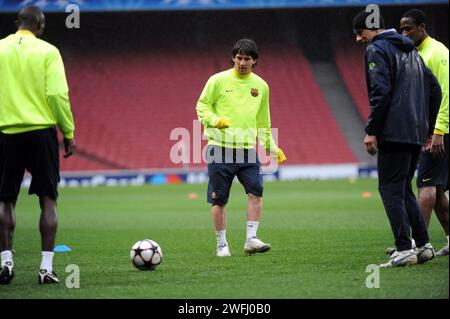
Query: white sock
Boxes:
[
  {"xmin": 246, "ymin": 221, "xmax": 259, "ymax": 240},
  {"xmin": 447, "ymin": 235, "xmax": 449, "ymax": 246},
  {"xmin": 1, "ymin": 250, "xmax": 13, "ymax": 267},
  {"xmin": 411, "ymin": 238, "xmax": 416, "ymax": 249},
  {"xmin": 215, "ymin": 230, "xmax": 227, "ymax": 246},
  {"xmin": 40, "ymin": 251, "xmax": 54, "ymax": 272}
]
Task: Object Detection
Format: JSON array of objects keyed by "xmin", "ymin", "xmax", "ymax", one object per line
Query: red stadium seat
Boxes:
[
  {"xmin": 335, "ymin": 43, "xmax": 369, "ymax": 121},
  {"xmin": 61, "ymin": 46, "xmax": 357, "ymax": 171}
]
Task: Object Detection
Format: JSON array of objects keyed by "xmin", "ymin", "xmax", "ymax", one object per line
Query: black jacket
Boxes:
[{"xmin": 364, "ymin": 30, "xmax": 441, "ymax": 146}]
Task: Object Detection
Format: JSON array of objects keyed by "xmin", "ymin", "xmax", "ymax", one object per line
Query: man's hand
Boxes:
[
  {"xmin": 63, "ymin": 138, "xmax": 76, "ymax": 158},
  {"xmin": 423, "ymin": 135, "xmax": 432, "ymax": 152},
  {"xmin": 214, "ymin": 118, "xmax": 230, "ymax": 129},
  {"xmin": 364, "ymin": 134, "xmax": 378, "ymax": 156},
  {"xmin": 277, "ymin": 148, "xmax": 286, "ymax": 164},
  {"xmin": 430, "ymin": 134, "xmax": 445, "ymax": 159}
]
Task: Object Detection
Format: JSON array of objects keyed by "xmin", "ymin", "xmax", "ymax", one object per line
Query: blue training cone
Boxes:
[{"xmin": 54, "ymin": 245, "xmax": 71, "ymax": 252}]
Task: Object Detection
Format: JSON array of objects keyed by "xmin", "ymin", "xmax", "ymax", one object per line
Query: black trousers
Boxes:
[{"xmin": 377, "ymin": 142, "xmax": 429, "ymax": 251}]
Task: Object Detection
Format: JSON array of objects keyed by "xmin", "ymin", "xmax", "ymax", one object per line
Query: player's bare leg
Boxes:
[
  {"xmin": 39, "ymin": 196, "xmax": 57, "ymax": 252},
  {"xmin": 212, "ymin": 204, "xmax": 230, "ymax": 256},
  {"xmin": 245, "ymin": 194, "xmax": 271, "ymax": 255},
  {"xmin": 0, "ymin": 201, "xmax": 16, "ymax": 284},
  {"xmin": 38, "ymin": 196, "xmax": 59, "ymax": 284},
  {"xmin": 435, "ymin": 188, "xmax": 449, "ymax": 234},
  {"xmin": 434, "ymin": 188, "xmax": 449, "ymax": 256},
  {"xmin": 247, "ymin": 193, "xmax": 262, "ymax": 222},
  {"xmin": 418, "ymin": 186, "xmax": 436, "ymax": 227},
  {"xmin": 0, "ymin": 201, "xmax": 15, "ymax": 251},
  {"xmin": 212, "ymin": 204, "xmax": 226, "ymax": 232}
]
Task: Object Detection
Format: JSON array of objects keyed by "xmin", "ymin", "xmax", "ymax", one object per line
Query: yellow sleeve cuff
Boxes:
[
  {"xmin": 434, "ymin": 129, "xmax": 445, "ymax": 136},
  {"xmin": 64, "ymin": 132, "xmax": 74, "ymax": 139},
  {"xmin": 209, "ymin": 116, "xmax": 219, "ymax": 127}
]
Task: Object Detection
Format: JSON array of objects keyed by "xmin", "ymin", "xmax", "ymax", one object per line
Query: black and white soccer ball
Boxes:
[{"xmin": 130, "ymin": 239, "xmax": 163, "ymax": 271}]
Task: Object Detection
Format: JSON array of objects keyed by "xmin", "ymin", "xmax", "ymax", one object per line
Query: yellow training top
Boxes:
[
  {"xmin": 0, "ymin": 30, "xmax": 75, "ymax": 139},
  {"xmin": 417, "ymin": 36, "xmax": 449, "ymax": 135},
  {"xmin": 196, "ymin": 69, "xmax": 278, "ymax": 153}
]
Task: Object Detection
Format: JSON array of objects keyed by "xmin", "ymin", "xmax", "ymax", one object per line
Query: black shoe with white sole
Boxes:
[
  {"xmin": 0, "ymin": 261, "xmax": 15, "ymax": 285},
  {"xmin": 38, "ymin": 269, "xmax": 60, "ymax": 284}
]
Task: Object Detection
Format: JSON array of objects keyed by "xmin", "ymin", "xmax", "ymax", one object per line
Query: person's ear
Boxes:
[
  {"xmin": 419, "ymin": 23, "xmax": 426, "ymax": 32},
  {"xmin": 36, "ymin": 21, "xmax": 45, "ymax": 36}
]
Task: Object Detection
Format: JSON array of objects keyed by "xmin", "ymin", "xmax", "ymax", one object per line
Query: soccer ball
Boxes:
[{"xmin": 130, "ymin": 239, "xmax": 163, "ymax": 271}]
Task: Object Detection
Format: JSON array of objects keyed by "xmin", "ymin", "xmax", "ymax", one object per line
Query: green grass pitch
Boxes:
[{"xmin": 0, "ymin": 179, "xmax": 448, "ymax": 299}]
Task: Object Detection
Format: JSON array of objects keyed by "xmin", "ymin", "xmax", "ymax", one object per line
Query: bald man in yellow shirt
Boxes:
[
  {"xmin": 197, "ymin": 39, "xmax": 286, "ymax": 257},
  {"xmin": 0, "ymin": 6, "xmax": 76, "ymax": 284}
]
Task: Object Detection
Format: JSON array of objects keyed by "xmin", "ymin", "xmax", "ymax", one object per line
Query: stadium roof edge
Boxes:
[{"xmin": 0, "ymin": 0, "xmax": 448, "ymax": 13}]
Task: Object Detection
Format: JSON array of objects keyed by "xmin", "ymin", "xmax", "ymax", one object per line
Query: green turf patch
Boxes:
[{"xmin": 0, "ymin": 179, "xmax": 448, "ymax": 299}]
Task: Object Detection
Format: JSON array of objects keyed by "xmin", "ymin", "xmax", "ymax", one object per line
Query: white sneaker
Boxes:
[
  {"xmin": 416, "ymin": 243, "xmax": 435, "ymax": 264},
  {"xmin": 386, "ymin": 239, "xmax": 416, "ymax": 256},
  {"xmin": 244, "ymin": 237, "xmax": 271, "ymax": 255},
  {"xmin": 385, "ymin": 247, "xmax": 397, "ymax": 256},
  {"xmin": 379, "ymin": 249, "xmax": 417, "ymax": 268},
  {"xmin": 216, "ymin": 243, "xmax": 231, "ymax": 257},
  {"xmin": 435, "ymin": 245, "xmax": 449, "ymax": 257}
]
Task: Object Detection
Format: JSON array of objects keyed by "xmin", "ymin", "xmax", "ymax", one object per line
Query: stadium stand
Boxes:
[
  {"xmin": 60, "ymin": 44, "xmax": 357, "ymax": 171},
  {"xmin": 334, "ymin": 43, "xmax": 369, "ymax": 121},
  {"xmin": 1, "ymin": 5, "xmax": 447, "ymax": 173}
]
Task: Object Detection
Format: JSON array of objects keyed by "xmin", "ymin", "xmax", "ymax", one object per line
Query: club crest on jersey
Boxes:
[{"xmin": 250, "ymin": 88, "xmax": 259, "ymax": 97}]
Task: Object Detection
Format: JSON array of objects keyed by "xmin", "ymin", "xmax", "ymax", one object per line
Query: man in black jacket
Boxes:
[{"xmin": 352, "ymin": 10, "xmax": 442, "ymax": 268}]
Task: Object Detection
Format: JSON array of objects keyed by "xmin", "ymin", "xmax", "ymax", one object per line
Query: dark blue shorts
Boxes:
[
  {"xmin": 417, "ymin": 134, "xmax": 449, "ymax": 190},
  {"xmin": 206, "ymin": 146, "xmax": 263, "ymax": 206}
]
